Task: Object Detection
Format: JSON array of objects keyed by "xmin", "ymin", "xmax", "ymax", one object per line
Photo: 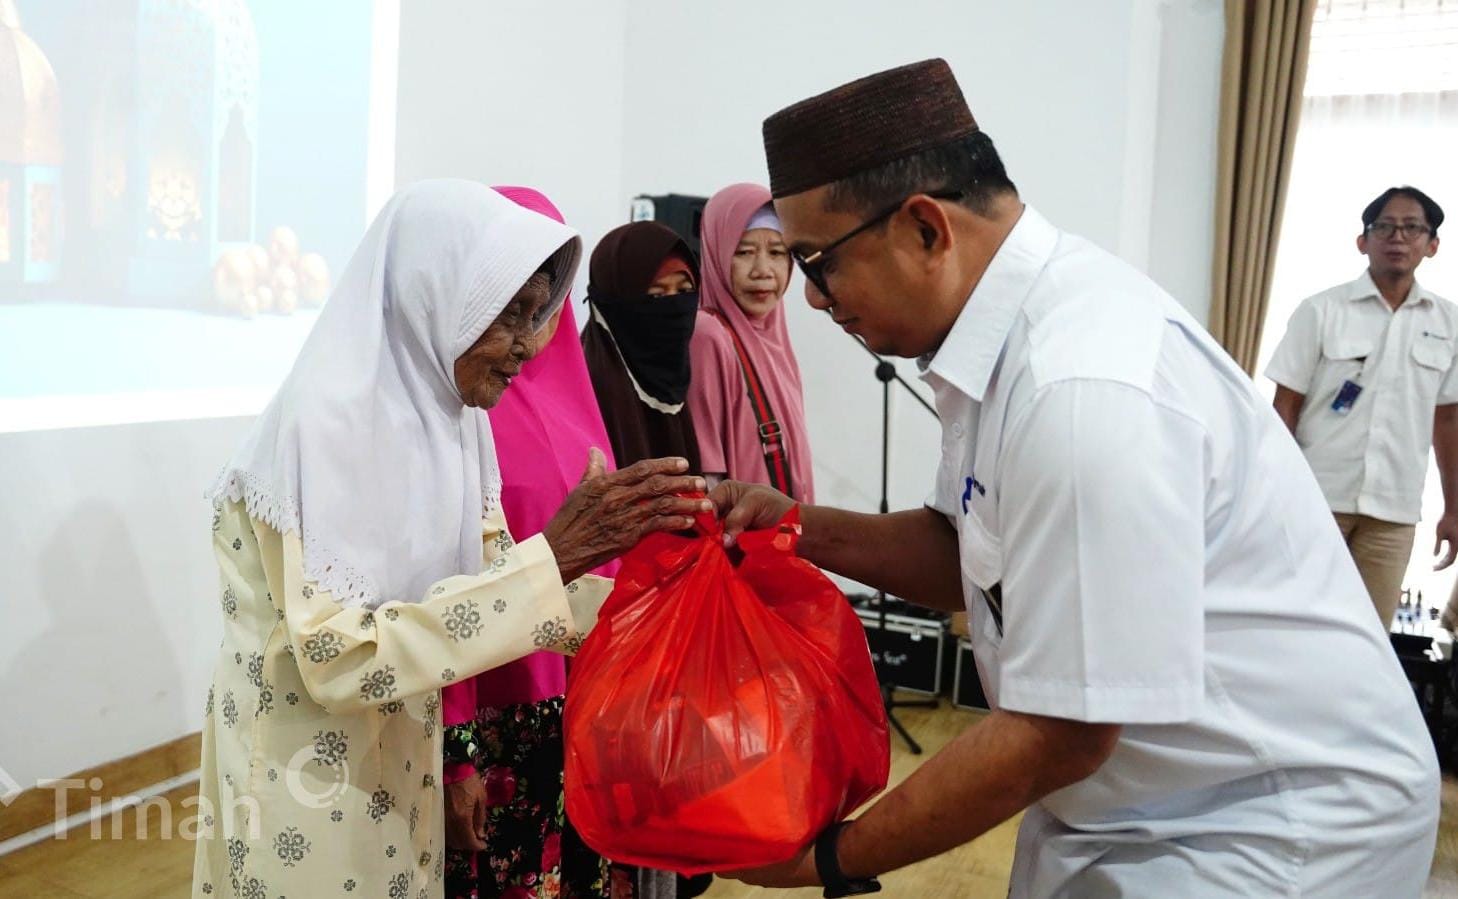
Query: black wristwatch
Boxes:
[{"xmin": 815, "ymin": 820, "xmax": 881, "ymax": 898}]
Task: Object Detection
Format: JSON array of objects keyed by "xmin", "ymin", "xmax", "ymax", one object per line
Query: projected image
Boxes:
[{"xmin": 0, "ymin": 0, "xmax": 391, "ymax": 429}]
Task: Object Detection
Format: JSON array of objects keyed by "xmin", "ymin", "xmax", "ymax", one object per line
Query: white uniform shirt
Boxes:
[
  {"xmin": 923, "ymin": 207, "xmax": 1438, "ymax": 898},
  {"xmin": 1265, "ymin": 272, "xmax": 1458, "ymax": 524}
]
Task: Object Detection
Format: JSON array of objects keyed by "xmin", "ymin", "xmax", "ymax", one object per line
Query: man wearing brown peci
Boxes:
[{"xmin": 712, "ymin": 59, "xmax": 1438, "ymax": 898}]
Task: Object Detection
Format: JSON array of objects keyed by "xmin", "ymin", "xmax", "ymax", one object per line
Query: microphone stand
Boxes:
[{"xmin": 855, "ymin": 335, "xmax": 940, "ymax": 755}]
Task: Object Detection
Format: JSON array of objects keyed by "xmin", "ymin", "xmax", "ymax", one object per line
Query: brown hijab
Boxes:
[{"xmin": 581, "ymin": 221, "xmax": 703, "ymax": 469}]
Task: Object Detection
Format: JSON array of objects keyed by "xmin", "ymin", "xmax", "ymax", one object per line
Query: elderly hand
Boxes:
[
  {"xmin": 544, "ymin": 449, "xmax": 711, "ymax": 582},
  {"xmin": 707, "ymin": 480, "xmax": 796, "ymax": 547},
  {"xmin": 444, "ymin": 774, "xmax": 488, "ymax": 852}
]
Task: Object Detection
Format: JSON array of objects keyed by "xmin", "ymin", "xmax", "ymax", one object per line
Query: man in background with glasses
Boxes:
[
  {"xmin": 1267, "ymin": 186, "xmax": 1455, "ymax": 630},
  {"xmin": 712, "ymin": 59, "xmax": 1438, "ymax": 899}
]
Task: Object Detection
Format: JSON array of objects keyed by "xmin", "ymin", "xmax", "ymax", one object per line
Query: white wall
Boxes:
[
  {"xmin": 0, "ymin": 418, "xmax": 252, "ymax": 789},
  {"xmin": 1146, "ymin": 0, "xmax": 1226, "ymax": 323},
  {"xmin": 0, "ymin": 0, "xmax": 1225, "ymax": 793},
  {"xmin": 394, "ymin": 0, "xmax": 630, "ymax": 301}
]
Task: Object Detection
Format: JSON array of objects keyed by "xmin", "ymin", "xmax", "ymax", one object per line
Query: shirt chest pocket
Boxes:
[
  {"xmin": 959, "ymin": 508, "xmax": 1006, "ymax": 648},
  {"xmin": 954, "ymin": 421, "xmax": 1002, "ymax": 584},
  {"xmin": 1412, "ymin": 336, "xmax": 1454, "ymax": 373},
  {"xmin": 1322, "ymin": 335, "xmax": 1373, "ymax": 367},
  {"xmin": 958, "ymin": 495, "xmax": 1004, "ymax": 592},
  {"xmin": 1316, "ymin": 335, "xmax": 1373, "ymax": 402}
]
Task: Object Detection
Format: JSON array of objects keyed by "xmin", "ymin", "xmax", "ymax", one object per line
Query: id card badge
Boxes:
[{"xmin": 1331, "ymin": 379, "xmax": 1363, "ymax": 414}]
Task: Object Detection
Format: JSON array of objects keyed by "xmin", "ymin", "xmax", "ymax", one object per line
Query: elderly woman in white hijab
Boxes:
[{"xmin": 191, "ymin": 180, "xmax": 709, "ymax": 899}]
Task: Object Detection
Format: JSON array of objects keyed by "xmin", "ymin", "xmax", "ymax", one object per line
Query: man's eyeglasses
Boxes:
[
  {"xmin": 1366, "ymin": 221, "xmax": 1432, "ymax": 241},
  {"xmin": 791, "ymin": 189, "xmax": 966, "ymax": 300}
]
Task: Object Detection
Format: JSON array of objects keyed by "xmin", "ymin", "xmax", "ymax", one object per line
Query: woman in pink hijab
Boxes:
[
  {"xmin": 442, "ymin": 187, "xmax": 628, "ymax": 899},
  {"xmin": 687, "ymin": 183, "xmax": 815, "ymax": 503}
]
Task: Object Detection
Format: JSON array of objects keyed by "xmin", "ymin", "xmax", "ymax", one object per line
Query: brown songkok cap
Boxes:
[{"xmin": 762, "ymin": 58, "xmax": 978, "ymax": 199}]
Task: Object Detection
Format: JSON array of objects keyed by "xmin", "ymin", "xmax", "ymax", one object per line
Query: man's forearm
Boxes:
[
  {"xmin": 1272, "ymin": 386, "xmax": 1305, "ymax": 437},
  {"xmin": 836, "ymin": 710, "xmax": 1121, "ymax": 879},
  {"xmin": 798, "ymin": 505, "xmax": 964, "ymax": 612}
]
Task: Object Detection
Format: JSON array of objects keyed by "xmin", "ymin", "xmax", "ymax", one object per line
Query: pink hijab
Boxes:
[
  {"xmin": 688, "ymin": 183, "xmax": 814, "ymax": 501},
  {"xmin": 443, "ymin": 187, "xmax": 619, "ymax": 750}
]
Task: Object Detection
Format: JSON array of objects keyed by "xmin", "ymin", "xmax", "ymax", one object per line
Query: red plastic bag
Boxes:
[{"xmin": 564, "ymin": 503, "xmax": 889, "ymax": 875}]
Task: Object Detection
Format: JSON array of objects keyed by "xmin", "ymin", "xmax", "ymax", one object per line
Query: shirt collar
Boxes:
[
  {"xmin": 919, "ymin": 204, "xmax": 1059, "ymax": 401},
  {"xmin": 1349, "ymin": 270, "xmax": 1432, "ymax": 308}
]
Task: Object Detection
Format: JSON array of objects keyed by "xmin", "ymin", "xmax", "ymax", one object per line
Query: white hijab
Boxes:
[{"xmin": 208, "ymin": 179, "xmax": 582, "ymax": 609}]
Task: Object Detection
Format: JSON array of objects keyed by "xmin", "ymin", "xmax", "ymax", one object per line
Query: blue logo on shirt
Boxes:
[{"xmin": 961, "ymin": 475, "xmax": 986, "ymax": 513}]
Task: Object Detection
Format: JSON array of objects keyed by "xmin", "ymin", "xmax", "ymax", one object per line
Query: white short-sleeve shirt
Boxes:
[
  {"xmin": 923, "ymin": 207, "xmax": 1438, "ymax": 897},
  {"xmin": 1265, "ymin": 273, "xmax": 1458, "ymax": 524}
]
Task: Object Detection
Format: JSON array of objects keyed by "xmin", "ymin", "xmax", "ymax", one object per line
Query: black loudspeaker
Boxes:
[{"xmin": 630, "ymin": 194, "xmax": 709, "ymax": 258}]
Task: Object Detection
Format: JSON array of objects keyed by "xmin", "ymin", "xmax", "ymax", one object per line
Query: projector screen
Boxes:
[{"xmin": 0, "ymin": 0, "xmax": 397, "ymax": 433}]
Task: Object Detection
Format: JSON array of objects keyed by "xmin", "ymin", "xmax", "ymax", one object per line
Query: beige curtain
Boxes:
[{"xmin": 1210, "ymin": 0, "xmax": 1317, "ymax": 373}]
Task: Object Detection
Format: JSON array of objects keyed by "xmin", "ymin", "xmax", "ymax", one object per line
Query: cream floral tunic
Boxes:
[{"xmin": 192, "ymin": 499, "xmax": 609, "ymax": 899}]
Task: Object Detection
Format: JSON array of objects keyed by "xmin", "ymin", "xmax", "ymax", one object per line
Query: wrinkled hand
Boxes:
[
  {"xmin": 708, "ymin": 480, "xmax": 796, "ymax": 547},
  {"xmin": 1435, "ymin": 511, "xmax": 1458, "ymax": 570},
  {"xmin": 444, "ymin": 774, "xmax": 488, "ymax": 852},
  {"xmin": 544, "ymin": 449, "xmax": 711, "ymax": 582},
  {"xmin": 718, "ymin": 844, "xmax": 819, "ymax": 889}
]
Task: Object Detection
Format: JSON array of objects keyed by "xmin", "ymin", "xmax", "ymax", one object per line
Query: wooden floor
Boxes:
[{"xmin": 1, "ymin": 701, "xmax": 1455, "ymax": 898}]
